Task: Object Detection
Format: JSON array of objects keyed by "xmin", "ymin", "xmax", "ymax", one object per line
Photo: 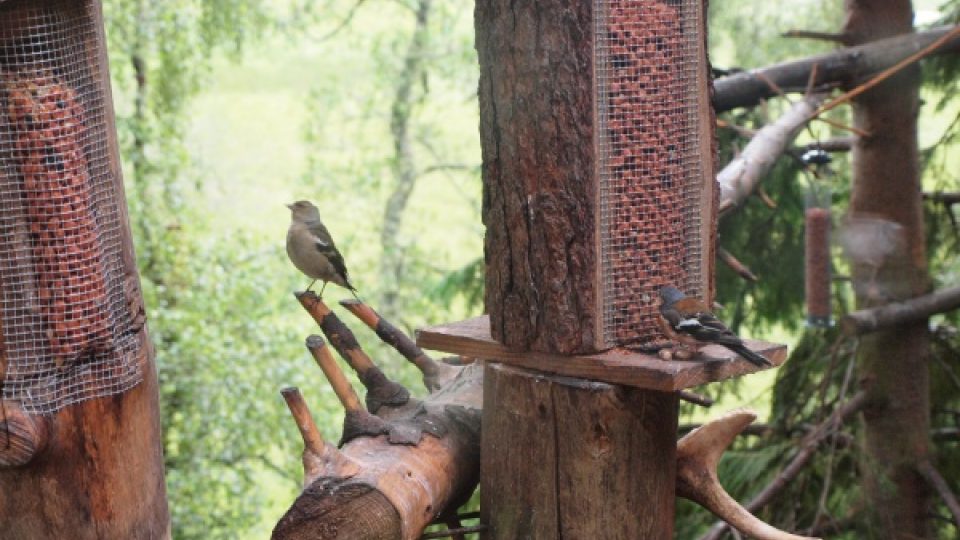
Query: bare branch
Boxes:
[
  {"xmin": 917, "ymin": 460, "xmax": 960, "ymax": 530},
  {"xmin": 925, "ymin": 192, "xmax": 960, "ymax": 205},
  {"xmin": 714, "ymin": 25, "xmax": 960, "ymax": 112},
  {"xmin": 718, "ymin": 94, "xmax": 827, "ymax": 215},
  {"xmin": 840, "ymin": 285, "xmax": 960, "ymax": 335},
  {"xmin": 782, "ymin": 30, "xmax": 853, "ymax": 45},
  {"xmin": 719, "ymin": 247, "xmax": 759, "ymax": 282}
]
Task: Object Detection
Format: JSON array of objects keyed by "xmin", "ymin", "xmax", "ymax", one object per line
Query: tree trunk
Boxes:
[
  {"xmin": 842, "ymin": 1, "xmax": 931, "ymax": 537},
  {"xmin": 481, "ymin": 363, "xmax": 677, "ymax": 539},
  {"xmin": 380, "ymin": 0, "xmax": 431, "ymax": 320},
  {"xmin": 476, "ymin": 0, "xmax": 599, "ymax": 354}
]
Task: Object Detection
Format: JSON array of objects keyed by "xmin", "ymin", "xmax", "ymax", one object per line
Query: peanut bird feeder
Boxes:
[{"xmin": 0, "ymin": 0, "xmax": 169, "ymax": 537}]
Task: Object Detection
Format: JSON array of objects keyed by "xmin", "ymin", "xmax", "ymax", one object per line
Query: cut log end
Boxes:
[{"xmin": 0, "ymin": 401, "xmax": 50, "ymax": 468}]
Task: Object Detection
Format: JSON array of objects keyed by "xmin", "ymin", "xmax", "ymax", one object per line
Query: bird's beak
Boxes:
[{"xmin": 285, "ymin": 203, "xmax": 294, "ymax": 210}]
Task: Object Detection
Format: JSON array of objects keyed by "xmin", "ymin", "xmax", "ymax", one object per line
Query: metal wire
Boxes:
[
  {"xmin": 596, "ymin": 0, "xmax": 707, "ymax": 347},
  {"xmin": 0, "ymin": 0, "xmax": 142, "ymax": 413}
]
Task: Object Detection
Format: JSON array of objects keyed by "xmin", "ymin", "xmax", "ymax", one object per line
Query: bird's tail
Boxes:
[{"xmin": 729, "ymin": 343, "xmax": 772, "ymax": 367}]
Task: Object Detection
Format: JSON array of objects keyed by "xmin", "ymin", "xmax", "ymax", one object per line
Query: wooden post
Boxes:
[
  {"xmin": 0, "ymin": 1, "xmax": 170, "ymax": 537},
  {"xmin": 482, "ymin": 364, "xmax": 677, "ymax": 538}
]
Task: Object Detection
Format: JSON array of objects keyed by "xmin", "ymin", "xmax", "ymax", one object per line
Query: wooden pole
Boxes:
[
  {"xmin": 482, "ymin": 363, "xmax": 678, "ymax": 539},
  {"xmin": 0, "ymin": 1, "xmax": 170, "ymax": 537}
]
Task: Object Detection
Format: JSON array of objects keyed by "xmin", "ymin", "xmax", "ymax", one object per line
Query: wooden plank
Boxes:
[{"xmin": 416, "ymin": 316, "xmax": 787, "ymax": 392}]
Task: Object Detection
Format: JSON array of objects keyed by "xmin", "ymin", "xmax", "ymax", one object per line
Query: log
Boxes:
[
  {"xmin": 481, "ymin": 363, "xmax": 677, "ymax": 539},
  {"xmin": 273, "ymin": 363, "xmax": 483, "ymax": 540}
]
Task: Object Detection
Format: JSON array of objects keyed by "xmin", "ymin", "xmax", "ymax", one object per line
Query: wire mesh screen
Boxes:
[
  {"xmin": 596, "ymin": 0, "xmax": 708, "ymax": 348},
  {"xmin": 0, "ymin": 0, "xmax": 142, "ymax": 413}
]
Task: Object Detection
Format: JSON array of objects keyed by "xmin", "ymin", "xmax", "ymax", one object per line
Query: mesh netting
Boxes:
[
  {"xmin": 0, "ymin": 0, "xmax": 142, "ymax": 413},
  {"xmin": 596, "ymin": 0, "xmax": 707, "ymax": 347}
]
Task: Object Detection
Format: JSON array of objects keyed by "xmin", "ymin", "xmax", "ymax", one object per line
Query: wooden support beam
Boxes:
[{"xmin": 482, "ymin": 363, "xmax": 677, "ymax": 538}]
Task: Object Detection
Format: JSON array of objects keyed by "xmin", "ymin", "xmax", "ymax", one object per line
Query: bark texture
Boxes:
[
  {"xmin": 481, "ymin": 363, "xmax": 678, "ymax": 539},
  {"xmin": 476, "ymin": 0, "xmax": 597, "ymax": 354},
  {"xmin": 843, "ymin": 1, "xmax": 931, "ymax": 537}
]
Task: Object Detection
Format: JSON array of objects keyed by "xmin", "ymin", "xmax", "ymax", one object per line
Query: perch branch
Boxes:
[
  {"xmin": 679, "ymin": 390, "xmax": 715, "ymax": 408},
  {"xmin": 714, "ymin": 25, "xmax": 960, "ymax": 112},
  {"xmin": 718, "ymin": 93, "xmax": 827, "ymax": 215},
  {"xmin": 840, "ymin": 285, "xmax": 960, "ymax": 335},
  {"xmin": 341, "ymin": 299, "xmax": 459, "ymax": 391},
  {"xmin": 917, "ymin": 460, "xmax": 960, "ymax": 530},
  {"xmin": 719, "ymin": 247, "xmax": 759, "ymax": 282},
  {"xmin": 297, "ymin": 291, "xmax": 410, "ymax": 412},
  {"xmin": 305, "ymin": 336, "xmax": 363, "ymax": 413},
  {"xmin": 677, "ymin": 409, "xmax": 820, "ymax": 540},
  {"xmin": 699, "ymin": 391, "xmax": 868, "ymax": 540}
]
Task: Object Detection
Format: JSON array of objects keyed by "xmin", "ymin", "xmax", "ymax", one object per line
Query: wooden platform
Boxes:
[{"xmin": 416, "ymin": 316, "xmax": 787, "ymax": 391}]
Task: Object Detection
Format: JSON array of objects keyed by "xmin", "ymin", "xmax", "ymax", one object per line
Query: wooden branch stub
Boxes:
[
  {"xmin": 417, "ymin": 316, "xmax": 786, "ymax": 391},
  {"xmin": 305, "ymin": 335, "xmax": 363, "ymax": 414},
  {"xmin": 281, "ymin": 387, "xmax": 327, "ymax": 455},
  {"xmin": 677, "ymin": 409, "xmax": 820, "ymax": 540},
  {"xmin": 280, "ymin": 387, "xmax": 360, "ymax": 486},
  {"xmin": 340, "ymin": 299, "xmax": 458, "ymax": 392},
  {"xmin": 0, "ymin": 401, "xmax": 50, "ymax": 468}
]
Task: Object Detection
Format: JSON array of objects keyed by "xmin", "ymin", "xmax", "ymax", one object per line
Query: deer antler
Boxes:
[{"xmin": 676, "ymin": 409, "xmax": 820, "ymax": 540}]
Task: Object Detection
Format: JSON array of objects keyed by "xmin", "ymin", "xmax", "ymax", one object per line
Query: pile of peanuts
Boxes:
[
  {"xmin": 600, "ymin": 0, "xmax": 698, "ymax": 345},
  {"xmin": 4, "ymin": 69, "xmax": 111, "ymax": 368}
]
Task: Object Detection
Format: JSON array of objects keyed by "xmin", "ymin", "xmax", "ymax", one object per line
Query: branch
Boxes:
[
  {"xmin": 925, "ymin": 191, "xmax": 960, "ymax": 205},
  {"xmin": 718, "ymin": 94, "xmax": 827, "ymax": 215},
  {"xmin": 718, "ymin": 247, "xmax": 759, "ymax": 282},
  {"xmin": 714, "ymin": 25, "xmax": 960, "ymax": 112},
  {"xmin": 340, "ymin": 299, "xmax": 459, "ymax": 391},
  {"xmin": 840, "ymin": 285, "xmax": 960, "ymax": 335},
  {"xmin": 699, "ymin": 391, "xmax": 869, "ymax": 540},
  {"xmin": 917, "ymin": 460, "xmax": 960, "ymax": 530}
]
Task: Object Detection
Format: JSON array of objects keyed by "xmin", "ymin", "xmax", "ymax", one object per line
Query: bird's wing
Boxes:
[
  {"xmin": 306, "ymin": 223, "xmax": 352, "ymax": 286},
  {"xmin": 683, "ymin": 312, "xmax": 743, "ymax": 347}
]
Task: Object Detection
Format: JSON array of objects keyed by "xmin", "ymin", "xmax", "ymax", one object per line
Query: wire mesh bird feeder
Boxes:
[
  {"xmin": 479, "ymin": 0, "xmax": 716, "ymax": 355},
  {"xmin": 0, "ymin": 0, "xmax": 143, "ymax": 414},
  {"xmin": 595, "ymin": 0, "xmax": 715, "ymax": 349},
  {"xmin": 804, "ymin": 181, "xmax": 833, "ymax": 327}
]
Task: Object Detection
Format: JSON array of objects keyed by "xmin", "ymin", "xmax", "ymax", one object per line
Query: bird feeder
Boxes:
[
  {"xmin": 804, "ymin": 181, "xmax": 833, "ymax": 327},
  {"xmin": 0, "ymin": 0, "xmax": 143, "ymax": 414},
  {"xmin": 0, "ymin": 0, "xmax": 168, "ymax": 536},
  {"xmin": 478, "ymin": 0, "xmax": 717, "ymax": 356}
]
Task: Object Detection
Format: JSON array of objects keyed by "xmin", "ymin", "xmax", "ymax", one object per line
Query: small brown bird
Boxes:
[
  {"xmin": 658, "ymin": 285, "xmax": 771, "ymax": 367},
  {"xmin": 286, "ymin": 200, "xmax": 357, "ymax": 297}
]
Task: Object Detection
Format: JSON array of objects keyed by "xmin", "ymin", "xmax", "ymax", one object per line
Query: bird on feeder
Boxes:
[
  {"xmin": 658, "ymin": 286, "xmax": 771, "ymax": 367},
  {"xmin": 286, "ymin": 200, "xmax": 358, "ymax": 298}
]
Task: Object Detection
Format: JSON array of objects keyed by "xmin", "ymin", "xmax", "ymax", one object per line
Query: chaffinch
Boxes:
[
  {"xmin": 286, "ymin": 200, "xmax": 358, "ymax": 297},
  {"xmin": 658, "ymin": 285, "xmax": 771, "ymax": 367}
]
